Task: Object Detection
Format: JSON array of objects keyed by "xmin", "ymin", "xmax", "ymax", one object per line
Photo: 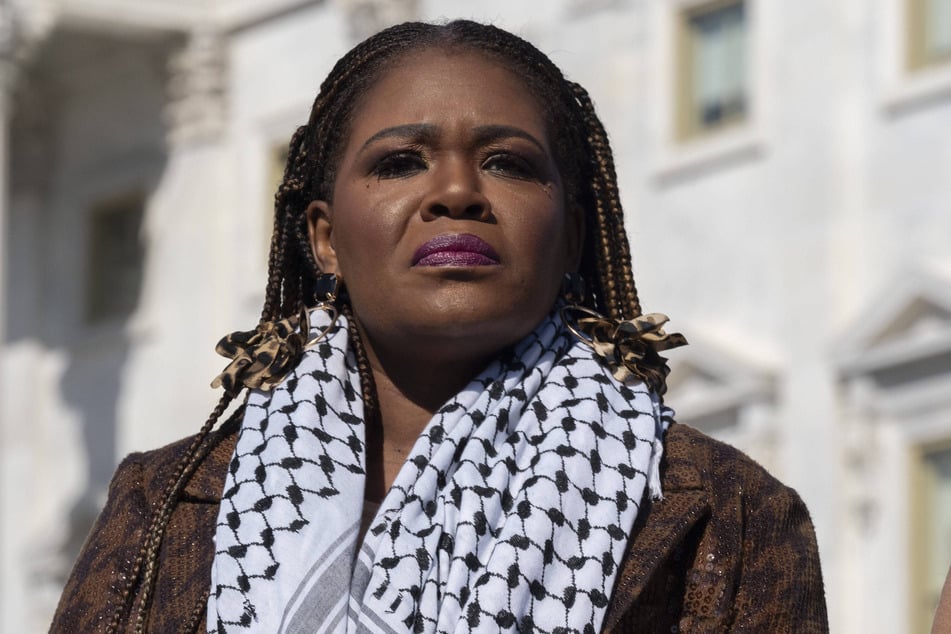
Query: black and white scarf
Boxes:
[{"xmin": 207, "ymin": 308, "xmax": 672, "ymax": 633}]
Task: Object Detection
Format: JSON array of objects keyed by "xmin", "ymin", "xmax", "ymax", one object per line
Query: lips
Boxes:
[{"xmin": 412, "ymin": 233, "xmax": 501, "ymax": 267}]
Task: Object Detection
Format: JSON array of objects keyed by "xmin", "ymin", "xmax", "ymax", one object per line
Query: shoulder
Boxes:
[
  {"xmin": 51, "ymin": 412, "xmax": 241, "ymax": 632},
  {"xmin": 119, "ymin": 411, "xmax": 241, "ymax": 503},
  {"xmin": 661, "ymin": 424, "xmax": 827, "ymax": 630},
  {"xmin": 662, "ymin": 422, "xmax": 803, "ymax": 509},
  {"xmin": 605, "ymin": 423, "xmax": 827, "ymax": 632}
]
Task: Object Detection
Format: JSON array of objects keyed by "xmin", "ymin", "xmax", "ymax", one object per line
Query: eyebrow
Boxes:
[
  {"xmin": 359, "ymin": 123, "xmax": 437, "ymax": 153},
  {"xmin": 357, "ymin": 123, "xmax": 548, "ymax": 154}
]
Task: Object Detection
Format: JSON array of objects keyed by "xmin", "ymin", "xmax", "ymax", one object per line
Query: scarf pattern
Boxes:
[{"xmin": 208, "ymin": 309, "xmax": 671, "ymax": 633}]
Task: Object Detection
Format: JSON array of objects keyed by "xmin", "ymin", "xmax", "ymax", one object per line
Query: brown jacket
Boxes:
[{"xmin": 52, "ymin": 422, "xmax": 828, "ymax": 633}]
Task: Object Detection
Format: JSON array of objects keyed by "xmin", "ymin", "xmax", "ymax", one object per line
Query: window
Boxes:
[
  {"xmin": 912, "ymin": 441, "xmax": 951, "ymax": 633},
  {"xmin": 908, "ymin": 0, "xmax": 951, "ymax": 71},
  {"xmin": 85, "ymin": 194, "xmax": 145, "ymax": 322},
  {"xmin": 676, "ymin": 0, "xmax": 748, "ymax": 140}
]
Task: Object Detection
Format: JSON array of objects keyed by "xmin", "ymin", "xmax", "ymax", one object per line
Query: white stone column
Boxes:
[
  {"xmin": 120, "ymin": 26, "xmax": 235, "ymax": 456},
  {"xmin": 165, "ymin": 27, "xmax": 227, "ymax": 147},
  {"xmin": 0, "ymin": 0, "xmax": 17, "ymax": 627},
  {"xmin": 0, "ymin": 4, "xmax": 12, "ymax": 346}
]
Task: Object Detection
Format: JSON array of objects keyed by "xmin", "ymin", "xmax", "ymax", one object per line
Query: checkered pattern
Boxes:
[{"xmin": 208, "ymin": 310, "xmax": 671, "ymax": 633}]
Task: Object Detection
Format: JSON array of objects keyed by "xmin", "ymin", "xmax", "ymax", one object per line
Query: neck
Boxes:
[{"xmin": 356, "ymin": 325, "xmax": 497, "ymax": 502}]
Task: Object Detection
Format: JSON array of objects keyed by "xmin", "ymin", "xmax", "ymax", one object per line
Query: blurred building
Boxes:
[{"xmin": 1, "ymin": 0, "xmax": 950, "ymax": 631}]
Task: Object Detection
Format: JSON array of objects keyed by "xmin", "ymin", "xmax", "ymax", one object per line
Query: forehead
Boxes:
[{"xmin": 344, "ymin": 48, "xmax": 550, "ymax": 144}]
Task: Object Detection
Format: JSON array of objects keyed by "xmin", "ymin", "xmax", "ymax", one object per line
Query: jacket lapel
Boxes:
[
  {"xmin": 181, "ymin": 425, "xmax": 238, "ymax": 503},
  {"xmin": 602, "ymin": 425, "xmax": 711, "ymax": 632}
]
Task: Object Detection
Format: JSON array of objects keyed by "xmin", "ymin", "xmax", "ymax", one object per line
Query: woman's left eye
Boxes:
[{"xmin": 482, "ymin": 153, "xmax": 537, "ymax": 180}]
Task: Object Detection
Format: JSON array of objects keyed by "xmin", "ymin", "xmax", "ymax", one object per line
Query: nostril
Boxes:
[
  {"xmin": 463, "ymin": 203, "xmax": 486, "ymax": 217},
  {"xmin": 429, "ymin": 203, "xmax": 451, "ymax": 217},
  {"xmin": 425, "ymin": 200, "xmax": 490, "ymax": 220},
  {"xmin": 421, "ymin": 177, "xmax": 493, "ymax": 221}
]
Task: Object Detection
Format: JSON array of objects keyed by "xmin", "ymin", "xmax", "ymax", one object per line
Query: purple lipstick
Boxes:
[{"xmin": 413, "ymin": 233, "xmax": 500, "ymax": 267}]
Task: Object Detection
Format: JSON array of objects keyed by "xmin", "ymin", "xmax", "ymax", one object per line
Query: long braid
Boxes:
[
  {"xmin": 340, "ymin": 303, "xmax": 386, "ymax": 498},
  {"xmin": 263, "ymin": 129, "xmax": 310, "ymax": 322},
  {"xmin": 341, "ymin": 303, "xmax": 379, "ymax": 426},
  {"xmin": 568, "ymin": 82, "xmax": 642, "ymax": 320},
  {"xmin": 182, "ymin": 589, "xmax": 211, "ymax": 634}
]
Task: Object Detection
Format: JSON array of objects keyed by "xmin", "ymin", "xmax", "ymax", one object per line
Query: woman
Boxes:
[
  {"xmin": 52, "ymin": 20, "xmax": 827, "ymax": 633},
  {"xmin": 934, "ymin": 567, "xmax": 951, "ymax": 633}
]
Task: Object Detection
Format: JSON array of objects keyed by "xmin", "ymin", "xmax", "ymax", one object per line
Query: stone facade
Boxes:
[{"xmin": 2, "ymin": 0, "xmax": 950, "ymax": 632}]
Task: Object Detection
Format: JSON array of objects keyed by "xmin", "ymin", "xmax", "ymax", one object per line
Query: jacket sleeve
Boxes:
[
  {"xmin": 730, "ymin": 483, "xmax": 829, "ymax": 633},
  {"xmin": 50, "ymin": 454, "xmax": 150, "ymax": 633}
]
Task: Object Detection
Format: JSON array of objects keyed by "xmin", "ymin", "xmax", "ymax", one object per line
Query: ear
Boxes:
[
  {"xmin": 306, "ymin": 200, "xmax": 340, "ymax": 276},
  {"xmin": 563, "ymin": 202, "xmax": 585, "ymax": 272}
]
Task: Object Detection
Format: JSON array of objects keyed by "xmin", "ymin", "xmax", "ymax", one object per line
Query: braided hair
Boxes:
[{"xmin": 117, "ymin": 20, "xmax": 650, "ymax": 632}]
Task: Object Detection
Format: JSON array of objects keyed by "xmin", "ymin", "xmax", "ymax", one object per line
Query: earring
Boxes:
[
  {"xmin": 305, "ymin": 273, "xmax": 341, "ymax": 349},
  {"xmin": 560, "ymin": 272, "xmax": 587, "ymax": 305},
  {"xmin": 210, "ymin": 273, "xmax": 345, "ymax": 395},
  {"xmin": 314, "ymin": 272, "xmax": 339, "ymax": 304}
]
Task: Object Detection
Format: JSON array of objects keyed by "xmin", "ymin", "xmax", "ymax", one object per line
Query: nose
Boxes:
[{"xmin": 421, "ymin": 158, "xmax": 492, "ymax": 221}]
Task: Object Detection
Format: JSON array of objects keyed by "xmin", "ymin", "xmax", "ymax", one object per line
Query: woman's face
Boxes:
[{"xmin": 309, "ymin": 48, "xmax": 581, "ymax": 362}]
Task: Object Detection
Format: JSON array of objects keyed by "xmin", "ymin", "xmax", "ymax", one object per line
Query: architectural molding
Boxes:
[
  {"xmin": 216, "ymin": 0, "xmax": 325, "ymax": 33},
  {"xmin": 837, "ymin": 270, "xmax": 951, "ymax": 378},
  {"xmin": 165, "ymin": 27, "xmax": 227, "ymax": 147},
  {"xmin": 338, "ymin": 0, "xmax": 419, "ymax": 42},
  {"xmin": 565, "ymin": 0, "xmax": 626, "ymax": 16},
  {"xmin": 837, "ymin": 270, "xmax": 951, "ymax": 416},
  {"xmin": 53, "ymin": 0, "xmax": 200, "ymax": 35},
  {"xmin": 879, "ymin": 0, "xmax": 951, "ymax": 116},
  {"xmin": 666, "ymin": 335, "xmax": 776, "ymax": 425}
]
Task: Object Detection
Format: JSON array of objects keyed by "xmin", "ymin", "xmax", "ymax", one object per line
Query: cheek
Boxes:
[
  {"xmin": 515, "ymin": 203, "xmax": 571, "ymax": 268},
  {"xmin": 330, "ymin": 195, "xmax": 396, "ymax": 276}
]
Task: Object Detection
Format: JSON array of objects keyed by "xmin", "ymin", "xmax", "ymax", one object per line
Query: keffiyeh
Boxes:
[{"xmin": 208, "ymin": 308, "xmax": 673, "ymax": 633}]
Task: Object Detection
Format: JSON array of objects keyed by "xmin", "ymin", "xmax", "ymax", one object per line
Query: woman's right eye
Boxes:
[{"xmin": 371, "ymin": 151, "xmax": 427, "ymax": 179}]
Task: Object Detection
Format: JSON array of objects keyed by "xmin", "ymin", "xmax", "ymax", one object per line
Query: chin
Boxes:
[{"xmin": 412, "ymin": 301, "xmax": 549, "ymax": 346}]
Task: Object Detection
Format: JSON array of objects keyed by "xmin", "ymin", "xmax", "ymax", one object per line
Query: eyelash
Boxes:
[
  {"xmin": 371, "ymin": 150, "xmax": 427, "ymax": 179},
  {"xmin": 369, "ymin": 148, "xmax": 541, "ymax": 182},
  {"xmin": 481, "ymin": 152, "xmax": 537, "ymax": 180}
]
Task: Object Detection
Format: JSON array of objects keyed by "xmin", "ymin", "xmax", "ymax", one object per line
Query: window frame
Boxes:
[
  {"xmin": 907, "ymin": 0, "xmax": 951, "ymax": 72},
  {"xmin": 881, "ymin": 0, "xmax": 951, "ymax": 114},
  {"xmin": 674, "ymin": 0, "xmax": 749, "ymax": 141},
  {"xmin": 649, "ymin": 0, "xmax": 767, "ymax": 181},
  {"xmin": 910, "ymin": 437, "xmax": 951, "ymax": 634},
  {"xmin": 84, "ymin": 191, "xmax": 147, "ymax": 324}
]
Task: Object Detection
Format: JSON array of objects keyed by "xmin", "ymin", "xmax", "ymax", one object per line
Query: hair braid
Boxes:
[
  {"xmin": 340, "ymin": 303, "xmax": 379, "ymax": 424},
  {"xmin": 261, "ymin": 127, "xmax": 307, "ymax": 323},
  {"xmin": 568, "ymin": 82, "xmax": 642, "ymax": 320},
  {"xmin": 182, "ymin": 589, "xmax": 211, "ymax": 634}
]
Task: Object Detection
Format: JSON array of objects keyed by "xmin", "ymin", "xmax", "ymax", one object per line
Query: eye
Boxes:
[
  {"xmin": 481, "ymin": 152, "xmax": 538, "ymax": 180},
  {"xmin": 371, "ymin": 150, "xmax": 427, "ymax": 179}
]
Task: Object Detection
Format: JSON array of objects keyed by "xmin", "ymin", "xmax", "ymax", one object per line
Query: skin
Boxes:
[
  {"xmin": 934, "ymin": 566, "xmax": 951, "ymax": 634},
  {"xmin": 308, "ymin": 49, "xmax": 582, "ymax": 499}
]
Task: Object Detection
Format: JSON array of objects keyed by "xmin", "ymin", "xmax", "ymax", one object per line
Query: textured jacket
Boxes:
[{"xmin": 51, "ymin": 422, "xmax": 828, "ymax": 633}]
